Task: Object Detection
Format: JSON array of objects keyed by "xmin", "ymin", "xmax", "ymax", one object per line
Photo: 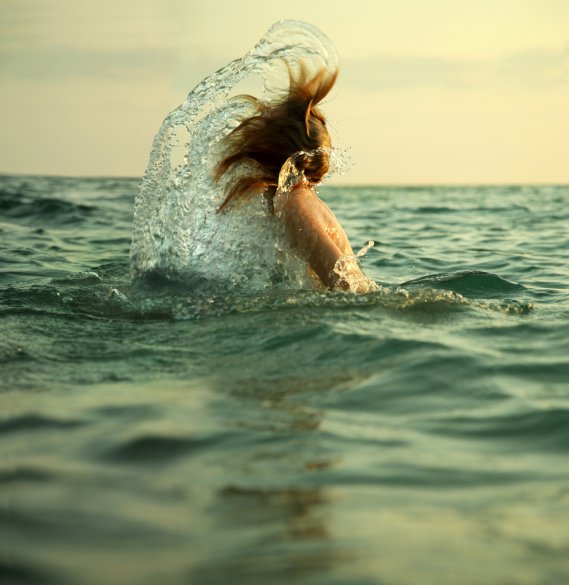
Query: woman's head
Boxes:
[{"xmin": 216, "ymin": 62, "xmax": 338, "ymax": 211}]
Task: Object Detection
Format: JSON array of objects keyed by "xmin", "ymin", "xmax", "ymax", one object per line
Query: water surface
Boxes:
[{"xmin": 1, "ymin": 175, "xmax": 569, "ymax": 585}]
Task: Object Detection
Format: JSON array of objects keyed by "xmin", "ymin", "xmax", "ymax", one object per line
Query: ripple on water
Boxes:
[
  {"xmin": 420, "ymin": 407, "xmax": 569, "ymax": 452},
  {"xmin": 0, "ymin": 414, "xmax": 88, "ymax": 435},
  {"xmin": 101, "ymin": 434, "xmax": 223, "ymax": 464}
]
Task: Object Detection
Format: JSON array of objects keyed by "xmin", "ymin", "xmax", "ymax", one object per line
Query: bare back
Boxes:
[{"xmin": 275, "ymin": 185, "xmax": 374, "ymax": 292}]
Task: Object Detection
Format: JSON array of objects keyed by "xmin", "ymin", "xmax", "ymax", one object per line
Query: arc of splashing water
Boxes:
[
  {"xmin": 140, "ymin": 19, "xmax": 339, "ymax": 192},
  {"xmin": 131, "ymin": 20, "xmax": 340, "ymax": 277}
]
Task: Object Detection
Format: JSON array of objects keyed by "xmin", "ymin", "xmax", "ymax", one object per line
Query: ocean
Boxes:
[{"xmin": 1, "ymin": 174, "xmax": 568, "ymax": 585}]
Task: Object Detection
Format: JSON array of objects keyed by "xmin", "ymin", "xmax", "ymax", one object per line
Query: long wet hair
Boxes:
[{"xmin": 215, "ymin": 62, "xmax": 338, "ymax": 212}]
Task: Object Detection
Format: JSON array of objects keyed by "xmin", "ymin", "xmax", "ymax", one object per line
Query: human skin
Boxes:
[{"xmin": 275, "ymin": 184, "xmax": 374, "ymax": 292}]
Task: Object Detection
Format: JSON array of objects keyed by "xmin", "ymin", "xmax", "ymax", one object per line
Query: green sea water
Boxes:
[{"xmin": 1, "ymin": 175, "xmax": 568, "ymax": 585}]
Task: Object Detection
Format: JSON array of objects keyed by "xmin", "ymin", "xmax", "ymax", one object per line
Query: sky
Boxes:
[{"xmin": 1, "ymin": 0, "xmax": 568, "ymax": 184}]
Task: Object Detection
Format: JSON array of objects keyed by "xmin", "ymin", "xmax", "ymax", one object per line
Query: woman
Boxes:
[{"xmin": 215, "ymin": 63, "xmax": 375, "ymax": 293}]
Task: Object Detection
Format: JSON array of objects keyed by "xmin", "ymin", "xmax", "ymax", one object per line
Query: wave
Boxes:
[
  {"xmin": 0, "ymin": 272, "xmax": 533, "ymax": 331},
  {"xmin": 0, "ymin": 558, "xmax": 62, "ymax": 585},
  {"xmin": 101, "ymin": 431, "xmax": 241, "ymax": 464},
  {"xmin": 422, "ymin": 407, "xmax": 569, "ymax": 452},
  {"xmin": 0, "ymin": 466, "xmax": 56, "ymax": 484},
  {"xmin": 0, "ymin": 414, "xmax": 87, "ymax": 435},
  {"xmin": 320, "ymin": 462, "xmax": 539, "ymax": 488},
  {"xmin": 402, "ymin": 270, "xmax": 526, "ymax": 297},
  {"xmin": 102, "ymin": 434, "xmax": 209, "ymax": 463},
  {"xmin": 0, "ymin": 194, "xmax": 96, "ymax": 224}
]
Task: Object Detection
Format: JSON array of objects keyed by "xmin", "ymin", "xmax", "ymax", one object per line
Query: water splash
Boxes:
[
  {"xmin": 275, "ymin": 147, "xmax": 351, "ymax": 198},
  {"xmin": 356, "ymin": 240, "xmax": 375, "ymax": 258},
  {"xmin": 276, "ymin": 151, "xmax": 309, "ymax": 196},
  {"xmin": 130, "ymin": 20, "xmax": 339, "ymax": 290},
  {"xmin": 327, "ymin": 240, "xmax": 378, "ymax": 294},
  {"xmin": 331, "ymin": 251, "xmax": 380, "ymax": 294}
]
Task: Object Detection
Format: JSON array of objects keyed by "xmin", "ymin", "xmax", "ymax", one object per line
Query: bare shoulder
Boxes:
[
  {"xmin": 280, "ymin": 186, "xmax": 333, "ymax": 224},
  {"xmin": 278, "ymin": 185, "xmax": 317, "ymax": 211},
  {"xmin": 305, "ymin": 188, "xmax": 354, "ymax": 249},
  {"xmin": 278, "ymin": 185, "xmax": 353, "ymax": 255},
  {"xmin": 279, "ymin": 188, "xmax": 325, "ymax": 243}
]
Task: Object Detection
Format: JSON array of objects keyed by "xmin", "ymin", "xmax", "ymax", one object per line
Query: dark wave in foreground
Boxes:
[{"xmin": 402, "ymin": 270, "xmax": 525, "ymax": 297}]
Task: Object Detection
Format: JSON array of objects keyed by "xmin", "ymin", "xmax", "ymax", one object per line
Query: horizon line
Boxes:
[{"xmin": 1, "ymin": 170, "xmax": 568, "ymax": 188}]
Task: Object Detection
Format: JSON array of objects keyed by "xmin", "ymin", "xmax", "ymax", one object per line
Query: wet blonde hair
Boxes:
[{"xmin": 215, "ymin": 62, "xmax": 338, "ymax": 212}]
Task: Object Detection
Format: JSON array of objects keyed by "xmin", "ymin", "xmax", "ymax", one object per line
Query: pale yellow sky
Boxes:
[{"xmin": 1, "ymin": 0, "xmax": 568, "ymax": 183}]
